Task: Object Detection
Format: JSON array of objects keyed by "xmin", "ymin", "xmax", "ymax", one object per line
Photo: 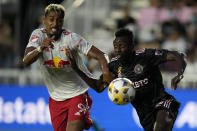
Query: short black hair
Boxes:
[
  {"xmin": 45, "ymin": 4, "xmax": 65, "ymax": 18},
  {"xmin": 115, "ymin": 28, "xmax": 134, "ymax": 44}
]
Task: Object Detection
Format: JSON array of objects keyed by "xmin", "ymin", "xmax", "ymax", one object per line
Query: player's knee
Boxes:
[
  {"xmin": 154, "ymin": 115, "xmax": 174, "ymax": 131},
  {"xmin": 67, "ymin": 120, "xmax": 85, "ymax": 131}
]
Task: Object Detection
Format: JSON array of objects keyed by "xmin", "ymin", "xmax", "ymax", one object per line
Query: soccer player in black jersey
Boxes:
[{"xmin": 67, "ymin": 28, "xmax": 187, "ymax": 131}]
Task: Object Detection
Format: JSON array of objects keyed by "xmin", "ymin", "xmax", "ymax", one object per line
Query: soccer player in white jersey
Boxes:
[{"xmin": 23, "ymin": 4, "xmax": 113, "ymax": 131}]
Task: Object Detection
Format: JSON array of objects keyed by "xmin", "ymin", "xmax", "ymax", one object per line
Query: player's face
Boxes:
[
  {"xmin": 43, "ymin": 11, "xmax": 64, "ymax": 39},
  {"xmin": 113, "ymin": 41, "xmax": 130, "ymax": 58}
]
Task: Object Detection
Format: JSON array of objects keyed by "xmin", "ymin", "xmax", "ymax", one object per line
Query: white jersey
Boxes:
[{"xmin": 26, "ymin": 28, "xmax": 94, "ymax": 101}]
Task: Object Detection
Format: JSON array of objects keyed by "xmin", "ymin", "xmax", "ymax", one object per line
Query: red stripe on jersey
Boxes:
[
  {"xmin": 58, "ymin": 60, "xmax": 70, "ymax": 68},
  {"xmin": 63, "ymin": 30, "xmax": 71, "ymax": 35},
  {"xmin": 76, "ymin": 39, "xmax": 82, "ymax": 48},
  {"xmin": 43, "ymin": 60, "xmax": 55, "ymax": 67},
  {"xmin": 44, "ymin": 48, "xmax": 50, "ymax": 52},
  {"xmin": 30, "ymin": 35, "xmax": 39, "ymax": 42}
]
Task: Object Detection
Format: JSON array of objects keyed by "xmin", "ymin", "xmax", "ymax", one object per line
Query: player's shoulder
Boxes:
[
  {"xmin": 30, "ymin": 28, "xmax": 42, "ymax": 35},
  {"xmin": 110, "ymin": 56, "xmax": 119, "ymax": 62},
  {"xmin": 69, "ymin": 31, "xmax": 83, "ymax": 40},
  {"xmin": 69, "ymin": 31, "xmax": 88, "ymax": 46},
  {"xmin": 109, "ymin": 56, "xmax": 119, "ymax": 66},
  {"xmin": 61, "ymin": 29, "xmax": 77, "ymax": 42},
  {"xmin": 135, "ymin": 48, "xmax": 168, "ymax": 58},
  {"xmin": 135, "ymin": 48, "xmax": 146, "ymax": 56},
  {"xmin": 135, "ymin": 48, "xmax": 157, "ymax": 56},
  {"xmin": 29, "ymin": 28, "xmax": 46, "ymax": 43},
  {"xmin": 32, "ymin": 28, "xmax": 47, "ymax": 34},
  {"xmin": 61, "ymin": 30, "xmax": 82, "ymax": 43},
  {"xmin": 108, "ymin": 56, "xmax": 120, "ymax": 71}
]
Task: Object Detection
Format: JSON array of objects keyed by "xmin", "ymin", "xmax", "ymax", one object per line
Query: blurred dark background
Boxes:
[{"xmin": 0, "ymin": 0, "xmax": 197, "ymax": 87}]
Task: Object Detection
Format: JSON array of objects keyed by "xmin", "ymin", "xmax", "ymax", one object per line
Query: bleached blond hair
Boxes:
[{"xmin": 44, "ymin": 4, "xmax": 65, "ymax": 18}]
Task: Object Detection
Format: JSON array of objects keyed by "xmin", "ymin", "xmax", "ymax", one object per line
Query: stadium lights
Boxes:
[{"xmin": 72, "ymin": 0, "xmax": 84, "ymax": 8}]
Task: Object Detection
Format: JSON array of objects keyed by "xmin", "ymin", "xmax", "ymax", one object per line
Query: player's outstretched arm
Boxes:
[
  {"xmin": 166, "ymin": 51, "xmax": 187, "ymax": 90},
  {"xmin": 87, "ymin": 46, "xmax": 114, "ymax": 83},
  {"xmin": 65, "ymin": 48, "xmax": 107, "ymax": 93}
]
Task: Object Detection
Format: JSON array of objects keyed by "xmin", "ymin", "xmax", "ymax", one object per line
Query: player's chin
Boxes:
[{"xmin": 49, "ymin": 33, "xmax": 59, "ymax": 39}]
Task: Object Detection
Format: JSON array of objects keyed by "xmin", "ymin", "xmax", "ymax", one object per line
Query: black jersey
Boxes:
[
  {"xmin": 108, "ymin": 48, "xmax": 168, "ymax": 103},
  {"xmin": 108, "ymin": 48, "xmax": 180, "ymax": 130}
]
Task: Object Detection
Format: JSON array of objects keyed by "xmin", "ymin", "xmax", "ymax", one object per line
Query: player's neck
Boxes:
[{"xmin": 119, "ymin": 52, "xmax": 133, "ymax": 66}]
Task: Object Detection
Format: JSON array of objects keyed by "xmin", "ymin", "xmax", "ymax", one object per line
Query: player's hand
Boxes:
[
  {"xmin": 102, "ymin": 70, "xmax": 115, "ymax": 84},
  {"xmin": 102, "ymin": 82, "xmax": 110, "ymax": 91},
  {"xmin": 171, "ymin": 74, "xmax": 183, "ymax": 90},
  {"xmin": 40, "ymin": 36, "xmax": 55, "ymax": 50},
  {"xmin": 95, "ymin": 77, "xmax": 109, "ymax": 93}
]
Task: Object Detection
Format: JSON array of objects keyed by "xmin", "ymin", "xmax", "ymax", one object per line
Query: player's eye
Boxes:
[
  {"xmin": 49, "ymin": 17, "xmax": 54, "ymax": 22},
  {"xmin": 120, "ymin": 45, "xmax": 126, "ymax": 49}
]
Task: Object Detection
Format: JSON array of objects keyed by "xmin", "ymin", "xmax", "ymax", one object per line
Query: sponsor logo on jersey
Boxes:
[
  {"xmin": 134, "ymin": 64, "xmax": 143, "ymax": 74},
  {"xmin": 43, "ymin": 57, "xmax": 70, "ymax": 68},
  {"xmin": 30, "ymin": 35, "xmax": 39, "ymax": 42},
  {"xmin": 134, "ymin": 78, "xmax": 148, "ymax": 88}
]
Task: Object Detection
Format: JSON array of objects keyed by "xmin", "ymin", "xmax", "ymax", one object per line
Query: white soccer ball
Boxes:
[{"xmin": 108, "ymin": 78, "xmax": 136, "ymax": 105}]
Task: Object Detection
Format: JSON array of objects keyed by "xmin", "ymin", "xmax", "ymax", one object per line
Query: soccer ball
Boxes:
[{"xmin": 108, "ymin": 78, "xmax": 135, "ymax": 105}]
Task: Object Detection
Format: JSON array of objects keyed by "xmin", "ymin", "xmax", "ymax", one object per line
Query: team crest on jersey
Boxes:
[
  {"xmin": 134, "ymin": 64, "xmax": 143, "ymax": 74},
  {"xmin": 30, "ymin": 35, "xmax": 39, "ymax": 42}
]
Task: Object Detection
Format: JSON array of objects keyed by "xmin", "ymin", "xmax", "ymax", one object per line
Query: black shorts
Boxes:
[{"xmin": 136, "ymin": 95, "xmax": 180, "ymax": 131}]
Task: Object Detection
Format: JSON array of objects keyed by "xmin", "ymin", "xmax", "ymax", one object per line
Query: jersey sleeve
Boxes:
[
  {"xmin": 144, "ymin": 49, "xmax": 168, "ymax": 66},
  {"xmin": 70, "ymin": 33, "xmax": 92, "ymax": 55},
  {"xmin": 26, "ymin": 29, "xmax": 43, "ymax": 48}
]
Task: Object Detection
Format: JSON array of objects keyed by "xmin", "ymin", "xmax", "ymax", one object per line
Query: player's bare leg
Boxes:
[
  {"xmin": 66, "ymin": 120, "xmax": 85, "ymax": 131},
  {"xmin": 154, "ymin": 110, "xmax": 175, "ymax": 131}
]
